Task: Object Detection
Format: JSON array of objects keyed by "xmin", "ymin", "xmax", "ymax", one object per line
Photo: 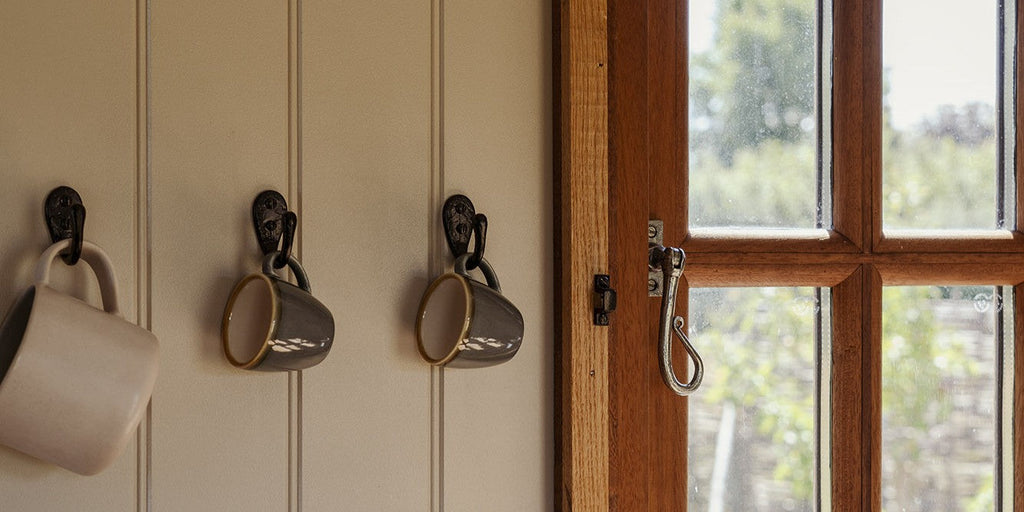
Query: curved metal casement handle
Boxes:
[{"xmin": 649, "ymin": 245, "xmax": 704, "ymax": 396}]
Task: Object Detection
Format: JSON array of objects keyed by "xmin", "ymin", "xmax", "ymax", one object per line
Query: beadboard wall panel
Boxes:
[
  {"xmin": 0, "ymin": 1, "xmax": 140, "ymax": 509},
  {"xmin": 442, "ymin": 1, "xmax": 554, "ymax": 510},
  {"xmin": 0, "ymin": 0, "xmax": 550, "ymax": 510},
  {"xmin": 148, "ymin": 0, "xmax": 291, "ymax": 509},
  {"xmin": 299, "ymin": 0, "xmax": 433, "ymax": 509}
]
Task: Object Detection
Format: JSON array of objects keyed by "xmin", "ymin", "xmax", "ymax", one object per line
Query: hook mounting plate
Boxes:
[
  {"xmin": 252, "ymin": 190, "xmax": 289, "ymax": 256},
  {"xmin": 44, "ymin": 186, "xmax": 83, "ymax": 244},
  {"xmin": 442, "ymin": 194, "xmax": 476, "ymax": 258},
  {"xmin": 44, "ymin": 186, "xmax": 86, "ymax": 265}
]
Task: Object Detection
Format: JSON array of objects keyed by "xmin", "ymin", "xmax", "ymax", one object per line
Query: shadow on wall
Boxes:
[
  {"xmin": 1, "ymin": 191, "xmax": 97, "ymax": 315},
  {"xmin": 194, "ymin": 195, "xmax": 267, "ymax": 371},
  {"xmin": 0, "ymin": 443, "xmax": 51, "ymax": 479},
  {"xmin": 0, "ymin": 191, "xmax": 104, "ymax": 478},
  {"xmin": 398, "ymin": 274, "xmax": 430, "ymax": 363}
]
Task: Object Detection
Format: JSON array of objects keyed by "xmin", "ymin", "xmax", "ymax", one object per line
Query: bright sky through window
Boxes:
[{"xmin": 689, "ymin": 0, "xmax": 997, "ymax": 129}]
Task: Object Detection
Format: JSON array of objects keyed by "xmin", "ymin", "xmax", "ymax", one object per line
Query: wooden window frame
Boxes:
[{"xmin": 555, "ymin": 0, "xmax": 1024, "ymax": 510}]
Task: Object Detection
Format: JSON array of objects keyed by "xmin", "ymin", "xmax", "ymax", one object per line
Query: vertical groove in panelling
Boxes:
[
  {"xmin": 430, "ymin": 0, "xmax": 446, "ymax": 509},
  {"xmin": 303, "ymin": 0, "xmax": 433, "ymax": 503},
  {"xmin": 443, "ymin": 0, "xmax": 552, "ymax": 507},
  {"xmin": 149, "ymin": 0, "xmax": 290, "ymax": 506},
  {"xmin": 429, "ymin": 0, "xmax": 446, "ymax": 277},
  {"xmin": 135, "ymin": 0, "xmax": 152, "ymax": 510},
  {"xmin": 430, "ymin": 369, "xmax": 445, "ymax": 510},
  {"xmin": 288, "ymin": 0, "xmax": 303, "ymax": 509},
  {"xmin": 289, "ymin": 371, "xmax": 303, "ymax": 512},
  {"xmin": 288, "ymin": 0, "xmax": 304, "ymax": 252}
]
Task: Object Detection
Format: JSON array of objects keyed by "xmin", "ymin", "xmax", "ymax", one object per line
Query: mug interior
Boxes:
[
  {"xmin": 0, "ymin": 288, "xmax": 35, "ymax": 386},
  {"xmin": 418, "ymin": 275, "xmax": 471, "ymax": 363},
  {"xmin": 224, "ymin": 276, "xmax": 275, "ymax": 367}
]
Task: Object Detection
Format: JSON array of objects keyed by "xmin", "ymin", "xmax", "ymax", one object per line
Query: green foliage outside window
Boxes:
[{"xmin": 688, "ymin": 0, "xmax": 1002, "ymax": 510}]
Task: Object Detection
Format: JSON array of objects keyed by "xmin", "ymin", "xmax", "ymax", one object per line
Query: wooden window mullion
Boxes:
[
  {"xmin": 831, "ymin": 0, "xmax": 878, "ymax": 251},
  {"xmin": 864, "ymin": 266, "xmax": 883, "ymax": 511},
  {"xmin": 827, "ymin": 267, "xmax": 865, "ymax": 508}
]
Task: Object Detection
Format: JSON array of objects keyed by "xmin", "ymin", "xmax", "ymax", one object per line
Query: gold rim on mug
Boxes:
[
  {"xmin": 222, "ymin": 272, "xmax": 282, "ymax": 369},
  {"xmin": 415, "ymin": 272, "xmax": 475, "ymax": 366}
]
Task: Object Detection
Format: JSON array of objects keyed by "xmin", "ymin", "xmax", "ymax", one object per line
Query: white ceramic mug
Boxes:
[{"xmin": 0, "ymin": 240, "xmax": 159, "ymax": 475}]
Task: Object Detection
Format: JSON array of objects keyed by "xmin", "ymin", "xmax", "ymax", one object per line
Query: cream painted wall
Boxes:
[{"xmin": 0, "ymin": 1, "xmax": 551, "ymax": 510}]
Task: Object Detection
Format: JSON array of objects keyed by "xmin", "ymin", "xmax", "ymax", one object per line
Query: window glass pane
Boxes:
[
  {"xmin": 882, "ymin": 287, "xmax": 1001, "ymax": 510},
  {"xmin": 882, "ymin": 1, "xmax": 1003, "ymax": 229},
  {"xmin": 688, "ymin": 0, "xmax": 825, "ymax": 229},
  {"xmin": 688, "ymin": 287, "xmax": 828, "ymax": 511}
]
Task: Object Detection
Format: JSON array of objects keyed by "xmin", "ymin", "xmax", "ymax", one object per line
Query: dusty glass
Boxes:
[
  {"xmin": 687, "ymin": 287, "xmax": 829, "ymax": 511},
  {"xmin": 688, "ymin": 0, "xmax": 826, "ymax": 229},
  {"xmin": 881, "ymin": 0, "xmax": 1006, "ymax": 229},
  {"xmin": 881, "ymin": 286, "xmax": 1006, "ymax": 511}
]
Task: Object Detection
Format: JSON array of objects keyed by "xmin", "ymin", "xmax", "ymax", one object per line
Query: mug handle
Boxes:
[
  {"xmin": 34, "ymin": 239, "xmax": 121, "ymax": 316},
  {"xmin": 262, "ymin": 251, "xmax": 311, "ymax": 292},
  {"xmin": 453, "ymin": 254, "xmax": 501, "ymax": 293}
]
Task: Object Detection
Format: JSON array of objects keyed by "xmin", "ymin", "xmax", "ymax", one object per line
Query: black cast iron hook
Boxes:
[
  {"xmin": 466, "ymin": 213, "xmax": 486, "ymax": 270},
  {"xmin": 276, "ymin": 211, "xmax": 297, "ymax": 269},
  {"xmin": 44, "ymin": 186, "xmax": 86, "ymax": 265},
  {"xmin": 442, "ymin": 194, "xmax": 487, "ymax": 270},
  {"xmin": 252, "ymin": 190, "xmax": 297, "ymax": 269}
]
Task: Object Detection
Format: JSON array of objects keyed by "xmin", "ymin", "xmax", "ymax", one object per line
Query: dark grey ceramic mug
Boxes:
[
  {"xmin": 416, "ymin": 254, "xmax": 523, "ymax": 368},
  {"xmin": 222, "ymin": 252, "xmax": 334, "ymax": 371}
]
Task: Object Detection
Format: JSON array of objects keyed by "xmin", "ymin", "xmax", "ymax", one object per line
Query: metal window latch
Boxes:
[
  {"xmin": 593, "ymin": 274, "xmax": 617, "ymax": 326},
  {"xmin": 648, "ymin": 220, "xmax": 664, "ymax": 296},
  {"xmin": 648, "ymin": 220, "xmax": 703, "ymax": 396}
]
